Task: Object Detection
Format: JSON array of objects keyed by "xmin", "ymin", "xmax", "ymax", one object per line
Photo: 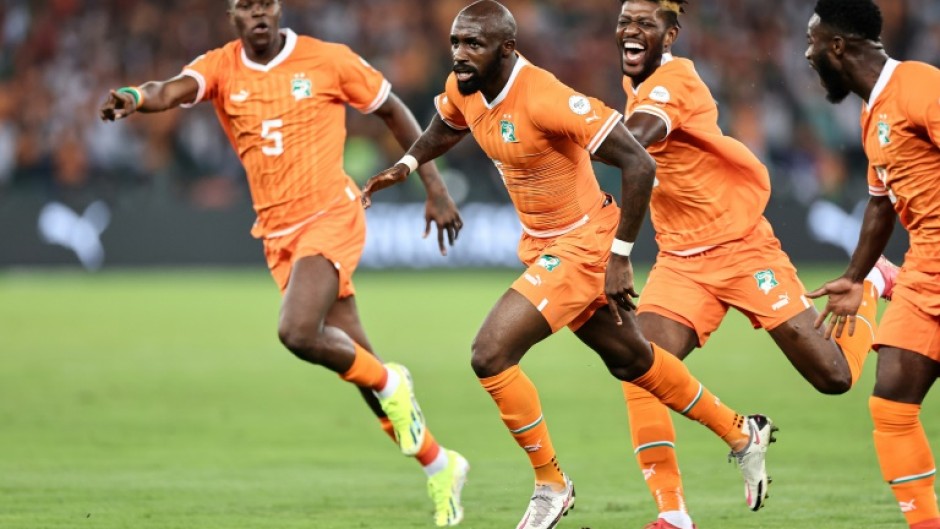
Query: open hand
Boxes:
[
  {"xmin": 424, "ymin": 191, "xmax": 463, "ymax": 256},
  {"xmin": 361, "ymin": 164, "xmax": 410, "ymax": 209},
  {"xmin": 806, "ymin": 277, "xmax": 864, "ymax": 339}
]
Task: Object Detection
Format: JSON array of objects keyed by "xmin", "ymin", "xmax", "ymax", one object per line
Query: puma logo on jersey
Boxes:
[
  {"xmin": 642, "ymin": 464, "xmax": 657, "ymax": 480},
  {"xmin": 899, "ymin": 499, "xmax": 916, "ymax": 513},
  {"xmin": 585, "ymin": 111, "xmax": 601, "ymax": 124},
  {"xmin": 230, "ymin": 90, "xmax": 250, "ymax": 102}
]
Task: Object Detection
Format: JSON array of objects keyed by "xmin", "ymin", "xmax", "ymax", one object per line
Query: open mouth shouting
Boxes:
[{"xmin": 622, "ymin": 40, "xmax": 648, "ymax": 68}]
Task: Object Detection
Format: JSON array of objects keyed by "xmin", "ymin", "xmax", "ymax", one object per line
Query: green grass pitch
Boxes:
[{"xmin": 1, "ymin": 267, "xmax": 936, "ymax": 528}]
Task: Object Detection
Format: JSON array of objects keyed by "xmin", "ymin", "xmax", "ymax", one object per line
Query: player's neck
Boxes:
[
  {"xmin": 481, "ymin": 53, "xmax": 518, "ymax": 103},
  {"xmin": 244, "ymin": 31, "xmax": 286, "ymax": 65},
  {"xmin": 851, "ymin": 46, "xmax": 889, "ymax": 103}
]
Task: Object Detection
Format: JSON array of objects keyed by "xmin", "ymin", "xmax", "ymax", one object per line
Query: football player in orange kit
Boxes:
[
  {"xmin": 99, "ymin": 0, "xmax": 469, "ymax": 525},
  {"xmin": 807, "ymin": 1, "xmax": 940, "ymax": 528},
  {"xmin": 362, "ymin": 2, "xmax": 776, "ymax": 528},
  {"xmin": 616, "ymin": 1, "xmax": 896, "ymax": 528}
]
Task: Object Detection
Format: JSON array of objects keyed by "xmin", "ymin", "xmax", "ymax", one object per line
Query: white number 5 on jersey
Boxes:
[{"xmin": 261, "ymin": 119, "xmax": 284, "ymax": 156}]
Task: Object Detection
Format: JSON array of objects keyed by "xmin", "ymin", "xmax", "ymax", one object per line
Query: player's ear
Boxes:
[
  {"xmin": 830, "ymin": 35, "xmax": 846, "ymax": 58},
  {"xmin": 663, "ymin": 26, "xmax": 679, "ymax": 49},
  {"xmin": 501, "ymin": 38, "xmax": 516, "ymax": 58}
]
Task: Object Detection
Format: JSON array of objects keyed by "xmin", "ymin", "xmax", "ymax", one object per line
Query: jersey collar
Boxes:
[
  {"xmin": 482, "ymin": 54, "xmax": 529, "ymax": 110},
  {"xmin": 866, "ymin": 57, "xmax": 899, "ymax": 110},
  {"xmin": 241, "ymin": 28, "xmax": 298, "ymax": 72}
]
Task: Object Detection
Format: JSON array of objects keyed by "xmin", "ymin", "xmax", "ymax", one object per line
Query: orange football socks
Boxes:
[
  {"xmin": 834, "ymin": 279, "xmax": 879, "ymax": 385},
  {"xmin": 624, "ymin": 383, "xmax": 686, "ymax": 515},
  {"xmin": 339, "ymin": 342, "xmax": 389, "ymax": 391},
  {"xmin": 480, "ymin": 365, "xmax": 566, "ymax": 488},
  {"xmin": 379, "ymin": 417, "xmax": 444, "ymax": 473},
  {"xmin": 630, "ymin": 344, "xmax": 749, "ymax": 450},
  {"xmin": 871, "ymin": 396, "xmax": 939, "ymax": 528}
]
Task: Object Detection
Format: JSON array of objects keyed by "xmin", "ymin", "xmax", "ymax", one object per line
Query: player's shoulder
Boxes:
[
  {"xmin": 651, "ymin": 55, "xmax": 702, "ymax": 84},
  {"xmin": 895, "ymin": 60, "xmax": 940, "ymax": 84},
  {"xmin": 519, "ymin": 61, "xmax": 574, "ymax": 104},
  {"xmin": 292, "ymin": 35, "xmax": 353, "ymax": 61},
  {"xmin": 186, "ymin": 39, "xmax": 240, "ymax": 69}
]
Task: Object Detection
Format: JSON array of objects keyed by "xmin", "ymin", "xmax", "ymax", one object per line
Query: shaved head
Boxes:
[{"xmin": 456, "ymin": 0, "xmax": 517, "ymax": 43}]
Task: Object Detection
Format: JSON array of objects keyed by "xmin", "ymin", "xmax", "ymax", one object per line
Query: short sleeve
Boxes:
[
  {"xmin": 180, "ymin": 48, "xmax": 225, "ymax": 107},
  {"xmin": 528, "ymin": 77, "xmax": 622, "ymax": 154},
  {"xmin": 333, "ymin": 44, "xmax": 391, "ymax": 114},
  {"xmin": 901, "ymin": 63, "xmax": 940, "ymax": 148},
  {"xmin": 631, "ymin": 61, "xmax": 700, "ymax": 137},
  {"xmin": 868, "ymin": 165, "xmax": 889, "ymax": 197},
  {"xmin": 434, "ymin": 74, "xmax": 469, "ymax": 130}
]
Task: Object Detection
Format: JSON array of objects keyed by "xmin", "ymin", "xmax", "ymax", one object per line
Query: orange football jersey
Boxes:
[
  {"xmin": 624, "ymin": 55, "xmax": 771, "ymax": 252},
  {"xmin": 435, "ymin": 56, "xmax": 622, "ymax": 237},
  {"xmin": 862, "ymin": 59, "xmax": 940, "ymax": 273},
  {"xmin": 181, "ymin": 29, "xmax": 391, "ymax": 238}
]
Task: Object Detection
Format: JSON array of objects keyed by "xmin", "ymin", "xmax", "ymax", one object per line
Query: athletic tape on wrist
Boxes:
[
  {"xmin": 116, "ymin": 86, "xmax": 143, "ymax": 109},
  {"xmin": 397, "ymin": 154, "xmax": 419, "ymax": 173},
  {"xmin": 611, "ymin": 238, "xmax": 634, "ymax": 257}
]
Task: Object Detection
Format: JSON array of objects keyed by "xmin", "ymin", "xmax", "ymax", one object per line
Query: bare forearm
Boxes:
[
  {"xmin": 844, "ymin": 196, "xmax": 896, "ymax": 282},
  {"xmin": 406, "ymin": 115, "xmax": 467, "ymax": 166},
  {"xmin": 136, "ymin": 76, "xmax": 198, "ymax": 113},
  {"xmin": 378, "ymin": 95, "xmax": 450, "ymax": 194},
  {"xmin": 615, "ymin": 162, "xmax": 655, "ymax": 242},
  {"xmin": 593, "ymin": 125, "xmax": 656, "ymax": 242}
]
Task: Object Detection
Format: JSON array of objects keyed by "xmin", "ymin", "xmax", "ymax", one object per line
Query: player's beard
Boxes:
[
  {"xmin": 816, "ymin": 53, "xmax": 851, "ymax": 103},
  {"xmin": 623, "ymin": 46, "xmax": 664, "ymax": 84},
  {"xmin": 456, "ymin": 49, "xmax": 503, "ymax": 96}
]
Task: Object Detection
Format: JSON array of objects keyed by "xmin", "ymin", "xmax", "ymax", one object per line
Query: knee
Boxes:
[
  {"xmin": 470, "ymin": 335, "xmax": 511, "ymax": 378},
  {"xmin": 277, "ymin": 320, "xmax": 327, "ymax": 363},
  {"xmin": 809, "ymin": 366, "xmax": 852, "ymax": 395},
  {"xmin": 605, "ymin": 339, "xmax": 654, "ymax": 382}
]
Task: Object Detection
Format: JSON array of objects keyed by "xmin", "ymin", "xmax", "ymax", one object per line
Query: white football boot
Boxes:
[
  {"xmin": 516, "ymin": 474, "xmax": 575, "ymax": 529},
  {"xmin": 730, "ymin": 414, "xmax": 778, "ymax": 511}
]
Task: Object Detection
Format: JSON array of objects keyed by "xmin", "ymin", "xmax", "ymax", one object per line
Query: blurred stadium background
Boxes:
[
  {"xmin": 1, "ymin": 0, "xmax": 938, "ymax": 268},
  {"xmin": 2, "ymin": 1, "xmax": 940, "ymax": 528}
]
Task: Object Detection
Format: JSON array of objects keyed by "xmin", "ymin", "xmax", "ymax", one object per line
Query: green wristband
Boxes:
[{"xmin": 116, "ymin": 87, "xmax": 142, "ymax": 109}]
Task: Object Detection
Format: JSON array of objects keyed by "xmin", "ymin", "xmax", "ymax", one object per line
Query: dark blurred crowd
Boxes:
[{"xmin": 2, "ymin": 0, "xmax": 940, "ymax": 209}]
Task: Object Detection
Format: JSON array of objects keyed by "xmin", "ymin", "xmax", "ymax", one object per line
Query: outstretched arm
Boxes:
[
  {"xmin": 372, "ymin": 94, "xmax": 464, "ymax": 252},
  {"xmin": 594, "ymin": 123, "xmax": 657, "ymax": 324},
  {"xmin": 807, "ymin": 195, "xmax": 895, "ymax": 337},
  {"xmin": 99, "ymin": 75, "xmax": 199, "ymax": 121},
  {"xmin": 361, "ymin": 114, "xmax": 468, "ymax": 206}
]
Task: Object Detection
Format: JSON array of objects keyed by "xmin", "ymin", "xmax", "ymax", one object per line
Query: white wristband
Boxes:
[
  {"xmin": 611, "ymin": 238, "xmax": 634, "ymax": 257},
  {"xmin": 397, "ymin": 154, "xmax": 419, "ymax": 174}
]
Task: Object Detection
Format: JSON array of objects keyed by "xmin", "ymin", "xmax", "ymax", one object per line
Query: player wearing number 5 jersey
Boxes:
[
  {"xmin": 98, "ymin": 1, "xmax": 469, "ymax": 526},
  {"xmin": 807, "ymin": 1, "xmax": 940, "ymax": 527}
]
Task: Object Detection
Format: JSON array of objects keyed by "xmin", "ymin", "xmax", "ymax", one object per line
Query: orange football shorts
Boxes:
[
  {"xmin": 512, "ymin": 196, "xmax": 618, "ymax": 333},
  {"xmin": 262, "ymin": 193, "xmax": 366, "ymax": 299},
  {"xmin": 874, "ymin": 267, "xmax": 940, "ymax": 361},
  {"xmin": 637, "ymin": 217, "xmax": 810, "ymax": 346}
]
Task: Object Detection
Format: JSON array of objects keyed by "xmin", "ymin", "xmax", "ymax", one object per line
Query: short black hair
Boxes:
[
  {"xmin": 620, "ymin": 0, "xmax": 688, "ymax": 29},
  {"xmin": 814, "ymin": 0, "xmax": 883, "ymax": 41}
]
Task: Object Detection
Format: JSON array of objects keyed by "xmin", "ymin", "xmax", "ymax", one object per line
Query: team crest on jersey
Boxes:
[
  {"xmin": 754, "ymin": 269, "xmax": 779, "ymax": 294},
  {"xmin": 291, "ymin": 74, "xmax": 312, "ymax": 101},
  {"xmin": 877, "ymin": 119, "xmax": 891, "ymax": 146},
  {"xmin": 537, "ymin": 255, "xmax": 561, "ymax": 272},
  {"xmin": 500, "ymin": 120, "xmax": 519, "ymax": 143},
  {"xmin": 568, "ymin": 95, "xmax": 591, "ymax": 115}
]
